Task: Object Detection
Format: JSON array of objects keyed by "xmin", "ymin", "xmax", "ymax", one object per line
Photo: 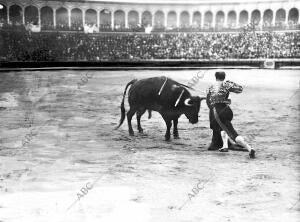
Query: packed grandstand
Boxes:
[{"xmin": 0, "ymin": 0, "xmax": 299, "ymax": 61}]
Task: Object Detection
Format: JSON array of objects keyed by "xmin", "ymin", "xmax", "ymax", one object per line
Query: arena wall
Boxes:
[{"xmin": 0, "ymin": 59, "xmax": 299, "ymax": 71}]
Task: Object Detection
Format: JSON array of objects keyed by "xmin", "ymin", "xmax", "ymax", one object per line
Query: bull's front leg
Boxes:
[
  {"xmin": 173, "ymin": 119, "xmax": 179, "ymax": 139},
  {"xmin": 162, "ymin": 115, "xmax": 172, "ymax": 141},
  {"xmin": 165, "ymin": 120, "xmax": 172, "ymax": 141}
]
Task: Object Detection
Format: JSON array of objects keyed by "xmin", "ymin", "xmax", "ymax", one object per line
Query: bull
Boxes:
[{"xmin": 115, "ymin": 76, "xmax": 206, "ymax": 141}]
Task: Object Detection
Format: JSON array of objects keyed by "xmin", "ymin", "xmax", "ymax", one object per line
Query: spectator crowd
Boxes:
[{"xmin": 0, "ymin": 24, "xmax": 299, "ymax": 61}]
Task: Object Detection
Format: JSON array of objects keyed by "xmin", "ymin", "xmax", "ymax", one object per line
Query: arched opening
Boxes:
[
  {"xmin": 192, "ymin": 11, "xmax": 201, "ymax": 28},
  {"xmin": 239, "ymin": 10, "xmax": 248, "ymax": 27},
  {"xmin": 114, "ymin": 10, "xmax": 125, "ymax": 30},
  {"xmin": 251, "ymin": 10, "xmax": 261, "ymax": 25},
  {"xmin": 142, "ymin": 11, "xmax": 152, "ymax": 27},
  {"xmin": 204, "ymin": 11, "xmax": 213, "ymax": 28},
  {"xmin": 128, "ymin": 10, "xmax": 139, "ymax": 29},
  {"xmin": 0, "ymin": 4, "xmax": 7, "ymax": 24},
  {"xmin": 275, "ymin": 9, "xmax": 285, "ymax": 27},
  {"xmin": 263, "ymin": 9, "xmax": 273, "ymax": 27},
  {"xmin": 41, "ymin": 6, "xmax": 53, "ymax": 29},
  {"xmin": 100, "ymin": 9, "xmax": 111, "ymax": 30},
  {"xmin": 288, "ymin": 8, "xmax": 299, "ymax": 25},
  {"xmin": 25, "ymin": 5, "xmax": 38, "ymax": 25},
  {"xmin": 56, "ymin": 7, "xmax": 68, "ymax": 30},
  {"xmin": 86, "ymin": 9, "xmax": 97, "ymax": 26},
  {"xmin": 167, "ymin": 11, "xmax": 177, "ymax": 28},
  {"xmin": 227, "ymin": 11, "xmax": 236, "ymax": 28},
  {"xmin": 154, "ymin": 10, "xmax": 164, "ymax": 29},
  {"xmin": 9, "ymin": 5, "xmax": 23, "ymax": 25},
  {"xmin": 216, "ymin": 11, "xmax": 225, "ymax": 29},
  {"xmin": 180, "ymin": 11, "xmax": 190, "ymax": 28},
  {"xmin": 71, "ymin": 8, "xmax": 82, "ymax": 30}
]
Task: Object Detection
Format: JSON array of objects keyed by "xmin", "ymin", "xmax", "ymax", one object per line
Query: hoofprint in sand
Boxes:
[{"xmin": 0, "ymin": 69, "xmax": 299, "ymax": 222}]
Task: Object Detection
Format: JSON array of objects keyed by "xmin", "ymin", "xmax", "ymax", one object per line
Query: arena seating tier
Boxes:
[{"xmin": 0, "ymin": 24, "xmax": 299, "ymax": 62}]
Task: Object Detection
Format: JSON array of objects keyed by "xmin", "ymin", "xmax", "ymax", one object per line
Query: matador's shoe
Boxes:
[{"xmin": 207, "ymin": 142, "xmax": 223, "ymax": 150}]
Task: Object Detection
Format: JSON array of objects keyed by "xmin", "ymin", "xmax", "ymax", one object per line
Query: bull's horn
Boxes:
[{"xmin": 184, "ymin": 98, "xmax": 193, "ymax": 106}]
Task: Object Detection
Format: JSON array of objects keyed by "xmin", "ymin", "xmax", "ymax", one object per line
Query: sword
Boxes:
[
  {"xmin": 175, "ymin": 89, "xmax": 185, "ymax": 107},
  {"xmin": 158, "ymin": 77, "xmax": 168, "ymax": 96}
]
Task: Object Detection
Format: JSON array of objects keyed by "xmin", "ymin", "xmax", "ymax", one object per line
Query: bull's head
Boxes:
[{"xmin": 183, "ymin": 96, "xmax": 206, "ymax": 124}]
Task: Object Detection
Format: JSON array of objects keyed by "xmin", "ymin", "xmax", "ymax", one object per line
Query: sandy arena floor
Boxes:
[{"xmin": 0, "ymin": 69, "xmax": 299, "ymax": 222}]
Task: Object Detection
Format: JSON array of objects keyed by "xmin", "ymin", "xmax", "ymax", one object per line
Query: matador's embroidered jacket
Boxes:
[{"xmin": 206, "ymin": 80, "xmax": 243, "ymax": 109}]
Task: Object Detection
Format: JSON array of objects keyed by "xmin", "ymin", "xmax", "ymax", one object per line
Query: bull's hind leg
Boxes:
[
  {"xmin": 127, "ymin": 108, "xmax": 136, "ymax": 136},
  {"xmin": 173, "ymin": 119, "xmax": 179, "ymax": 139},
  {"xmin": 136, "ymin": 108, "xmax": 146, "ymax": 134}
]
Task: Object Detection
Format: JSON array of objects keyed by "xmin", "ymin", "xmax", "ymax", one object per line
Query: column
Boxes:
[
  {"xmin": 285, "ymin": 10, "xmax": 288, "ymax": 25},
  {"xmin": 97, "ymin": 10, "xmax": 100, "ymax": 28},
  {"xmin": 176, "ymin": 11, "xmax": 180, "ymax": 28},
  {"xmin": 247, "ymin": 11, "xmax": 250, "ymax": 25},
  {"xmin": 38, "ymin": 8, "xmax": 41, "ymax": 26},
  {"xmin": 125, "ymin": 11, "xmax": 128, "ymax": 28},
  {"xmin": 68, "ymin": 9, "xmax": 71, "ymax": 29},
  {"xmin": 260, "ymin": 11, "xmax": 263, "ymax": 30},
  {"xmin": 111, "ymin": 10, "xmax": 114, "ymax": 30},
  {"xmin": 271, "ymin": 11, "xmax": 275, "ymax": 26},
  {"xmin": 151, "ymin": 11, "xmax": 154, "ymax": 27},
  {"xmin": 22, "ymin": 7, "xmax": 25, "ymax": 24},
  {"xmin": 164, "ymin": 11, "xmax": 167, "ymax": 28},
  {"xmin": 83, "ymin": 10, "xmax": 85, "ymax": 26},
  {"xmin": 53, "ymin": 9, "xmax": 56, "ymax": 28},
  {"xmin": 189, "ymin": 11, "xmax": 193, "ymax": 27},
  {"xmin": 224, "ymin": 11, "xmax": 228, "ymax": 28},
  {"xmin": 212, "ymin": 12, "xmax": 215, "ymax": 29},
  {"xmin": 236, "ymin": 11, "xmax": 240, "ymax": 27},
  {"xmin": 201, "ymin": 12, "xmax": 204, "ymax": 28},
  {"xmin": 7, "ymin": 5, "xmax": 9, "ymax": 24},
  {"xmin": 138, "ymin": 11, "xmax": 142, "ymax": 25}
]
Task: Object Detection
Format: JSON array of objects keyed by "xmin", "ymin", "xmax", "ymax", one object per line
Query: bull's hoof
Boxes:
[
  {"xmin": 249, "ymin": 149, "xmax": 256, "ymax": 159},
  {"xmin": 129, "ymin": 131, "xmax": 134, "ymax": 136},
  {"xmin": 165, "ymin": 135, "xmax": 171, "ymax": 141},
  {"xmin": 138, "ymin": 129, "xmax": 144, "ymax": 134},
  {"xmin": 173, "ymin": 135, "xmax": 180, "ymax": 139}
]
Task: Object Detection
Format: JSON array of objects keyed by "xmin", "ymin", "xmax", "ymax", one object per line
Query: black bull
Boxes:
[{"xmin": 115, "ymin": 77, "xmax": 206, "ymax": 141}]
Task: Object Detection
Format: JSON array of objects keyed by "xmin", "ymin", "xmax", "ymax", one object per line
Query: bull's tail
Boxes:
[{"xmin": 115, "ymin": 79, "xmax": 137, "ymax": 129}]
